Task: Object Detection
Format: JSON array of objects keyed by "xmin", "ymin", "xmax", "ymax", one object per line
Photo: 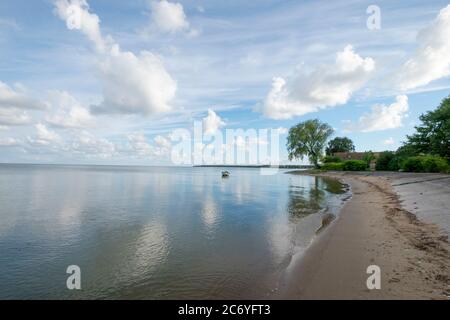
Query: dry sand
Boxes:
[{"xmin": 276, "ymin": 172, "xmax": 449, "ymax": 300}]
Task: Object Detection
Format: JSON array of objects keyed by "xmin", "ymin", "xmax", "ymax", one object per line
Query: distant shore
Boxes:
[
  {"xmin": 193, "ymin": 164, "xmax": 314, "ymax": 169},
  {"xmin": 276, "ymin": 171, "xmax": 450, "ymax": 299}
]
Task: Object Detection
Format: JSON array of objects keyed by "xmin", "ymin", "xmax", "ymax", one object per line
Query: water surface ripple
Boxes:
[{"xmin": 0, "ymin": 164, "xmax": 347, "ymax": 299}]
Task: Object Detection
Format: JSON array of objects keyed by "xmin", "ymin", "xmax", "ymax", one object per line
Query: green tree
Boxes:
[
  {"xmin": 325, "ymin": 137, "xmax": 355, "ymax": 155},
  {"xmin": 287, "ymin": 119, "xmax": 334, "ymax": 168},
  {"xmin": 402, "ymin": 96, "xmax": 450, "ymax": 160},
  {"xmin": 362, "ymin": 151, "xmax": 376, "ymax": 168},
  {"xmin": 375, "ymin": 151, "xmax": 395, "ymax": 171}
]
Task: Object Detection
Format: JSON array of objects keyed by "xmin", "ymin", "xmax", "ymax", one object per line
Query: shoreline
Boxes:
[{"xmin": 274, "ymin": 171, "xmax": 449, "ymax": 300}]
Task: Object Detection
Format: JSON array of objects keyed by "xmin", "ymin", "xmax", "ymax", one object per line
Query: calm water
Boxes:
[{"xmin": 0, "ymin": 164, "xmax": 347, "ymax": 299}]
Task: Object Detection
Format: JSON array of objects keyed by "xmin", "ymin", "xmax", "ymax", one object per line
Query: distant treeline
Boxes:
[{"xmin": 193, "ymin": 164, "xmax": 313, "ymax": 169}]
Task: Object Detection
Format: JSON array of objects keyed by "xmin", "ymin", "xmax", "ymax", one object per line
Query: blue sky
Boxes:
[{"xmin": 0, "ymin": 0, "xmax": 449, "ymax": 165}]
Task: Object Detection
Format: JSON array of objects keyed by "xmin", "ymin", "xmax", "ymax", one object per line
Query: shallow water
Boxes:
[{"xmin": 0, "ymin": 164, "xmax": 347, "ymax": 299}]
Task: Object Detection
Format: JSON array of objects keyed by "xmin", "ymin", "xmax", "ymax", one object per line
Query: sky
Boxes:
[{"xmin": 0, "ymin": 0, "xmax": 449, "ymax": 165}]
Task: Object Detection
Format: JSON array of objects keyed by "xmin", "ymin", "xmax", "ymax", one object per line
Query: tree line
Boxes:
[{"xmin": 287, "ymin": 95, "xmax": 450, "ymax": 173}]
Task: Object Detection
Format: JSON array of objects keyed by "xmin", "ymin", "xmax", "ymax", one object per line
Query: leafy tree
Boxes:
[
  {"xmin": 402, "ymin": 96, "xmax": 450, "ymax": 160},
  {"xmin": 362, "ymin": 150, "xmax": 376, "ymax": 168},
  {"xmin": 401, "ymin": 155, "xmax": 448, "ymax": 173},
  {"xmin": 376, "ymin": 151, "xmax": 395, "ymax": 171},
  {"xmin": 325, "ymin": 137, "xmax": 355, "ymax": 155},
  {"xmin": 323, "ymin": 155, "xmax": 342, "ymax": 163},
  {"xmin": 395, "ymin": 144, "xmax": 417, "ymax": 158},
  {"xmin": 287, "ymin": 119, "xmax": 334, "ymax": 168}
]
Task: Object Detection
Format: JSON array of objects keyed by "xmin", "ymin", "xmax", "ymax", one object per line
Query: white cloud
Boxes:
[
  {"xmin": 0, "ymin": 137, "xmax": 19, "ymax": 146},
  {"xmin": 54, "ymin": 0, "xmax": 177, "ymax": 115},
  {"xmin": 24, "ymin": 128, "xmax": 118, "ymax": 159},
  {"xmin": 0, "ymin": 81, "xmax": 47, "ymax": 126},
  {"xmin": 276, "ymin": 127, "xmax": 288, "ymax": 135},
  {"xmin": 154, "ymin": 135, "xmax": 171, "ymax": 149},
  {"xmin": 126, "ymin": 133, "xmax": 171, "ymax": 158},
  {"xmin": 0, "ymin": 81, "xmax": 51, "ymax": 127},
  {"xmin": 345, "ymin": 95, "xmax": 409, "ymax": 133},
  {"xmin": 46, "ymin": 91, "xmax": 95, "ymax": 128},
  {"xmin": 70, "ymin": 130, "xmax": 116, "ymax": 158},
  {"xmin": 383, "ymin": 137, "xmax": 395, "ymax": 145},
  {"xmin": 0, "ymin": 108, "xmax": 31, "ymax": 126},
  {"xmin": 154, "ymin": 135, "xmax": 171, "ymax": 156},
  {"xmin": 396, "ymin": 5, "xmax": 450, "ymax": 90},
  {"xmin": 150, "ymin": 0, "xmax": 190, "ymax": 34},
  {"xmin": 33, "ymin": 123, "xmax": 62, "ymax": 145},
  {"xmin": 127, "ymin": 133, "xmax": 153, "ymax": 156},
  {"xmin": 93, "ymin": 47, "xmax": 176, "ymax": 115},
  {"xmin": 261, "ymin": 45, "xmax": 375, "ymax": 119},
  {"xmin": 203, "ymin": 109, "xmax": 225, "ymax": 135},
  {"xmin": 54, "ymin": 0, "xmax": 108, "ymax": 52}
]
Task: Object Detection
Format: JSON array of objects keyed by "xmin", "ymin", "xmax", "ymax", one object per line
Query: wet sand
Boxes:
[{"xmin": 276, "ymin": 172, "xmax": 450, "ymax": 300}]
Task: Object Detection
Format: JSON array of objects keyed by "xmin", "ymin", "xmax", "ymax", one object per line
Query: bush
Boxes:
[
  {"xmin": 363, "ymin": 151, "xmax": 375, "ymax": 168},
  {"xmin": 376, "ymin": 151, "xmax": 395, "ymax": 171},
  {"xmin": 401, "ymin": 155, "xmax": 449, "ymax": 173},
  {"xmin": 402, "ymin": 157, "xmax": 424, "ymax": 172},
  {"xmin": 388, "ymin": 156, "xmax": 404, "ymax": 171},
  {"xmin": 422, "ymin": 156, "xmax": 449, "ymax": 173},
  {"xmin": 323, "ymin": 156, "xmax": 342, "ymax": 163},
  {"xmin": 342, "ymin": 160, "xmax": 367, "ymax": 171},
  {"xmin": 321, "ymin": 162, "xmax": 344, "ymax": 171}
]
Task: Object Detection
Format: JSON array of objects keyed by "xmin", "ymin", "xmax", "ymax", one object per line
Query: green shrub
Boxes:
[
  {"xmin": 376, "ymin": 151, "xmax": 395, "ymax": 171},
  {"xmin": 321, "ymin": 162, "xmax": 344, "ymax": 171},
  {"xmin": 323, "ymin": 156, "xmax": 342, "ymax": 163},
  {"xmin": 421, "ymin": 156, "xmax": 448, "ymax": 173},
  {"xmin": 402, "ymin": 157, "xmax": 424, "ymax": 172},
  {"xmin": 388, "ymin": 156, "xmax": 404, "ymax": 171},
  {"xmin": 362, "ymin": 151, "xmax": 375, "ymax": 168},
  {"xmin": 401, "ymin": 155, "xmax": 449, "ymax": 173},
  {"xmin": 342, "ymin": 160, "xmax": 367, "ymax": 171}
]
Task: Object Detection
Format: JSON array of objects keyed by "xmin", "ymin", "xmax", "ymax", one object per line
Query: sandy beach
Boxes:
[{"xmin": 277, "ymin": 172, "xmax": 450, "ymax": 300}]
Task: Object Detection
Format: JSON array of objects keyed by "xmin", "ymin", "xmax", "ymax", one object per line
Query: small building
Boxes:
[{"xmin": 334, "ymin": 152, "xmax": 381, "ymax": 170}]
